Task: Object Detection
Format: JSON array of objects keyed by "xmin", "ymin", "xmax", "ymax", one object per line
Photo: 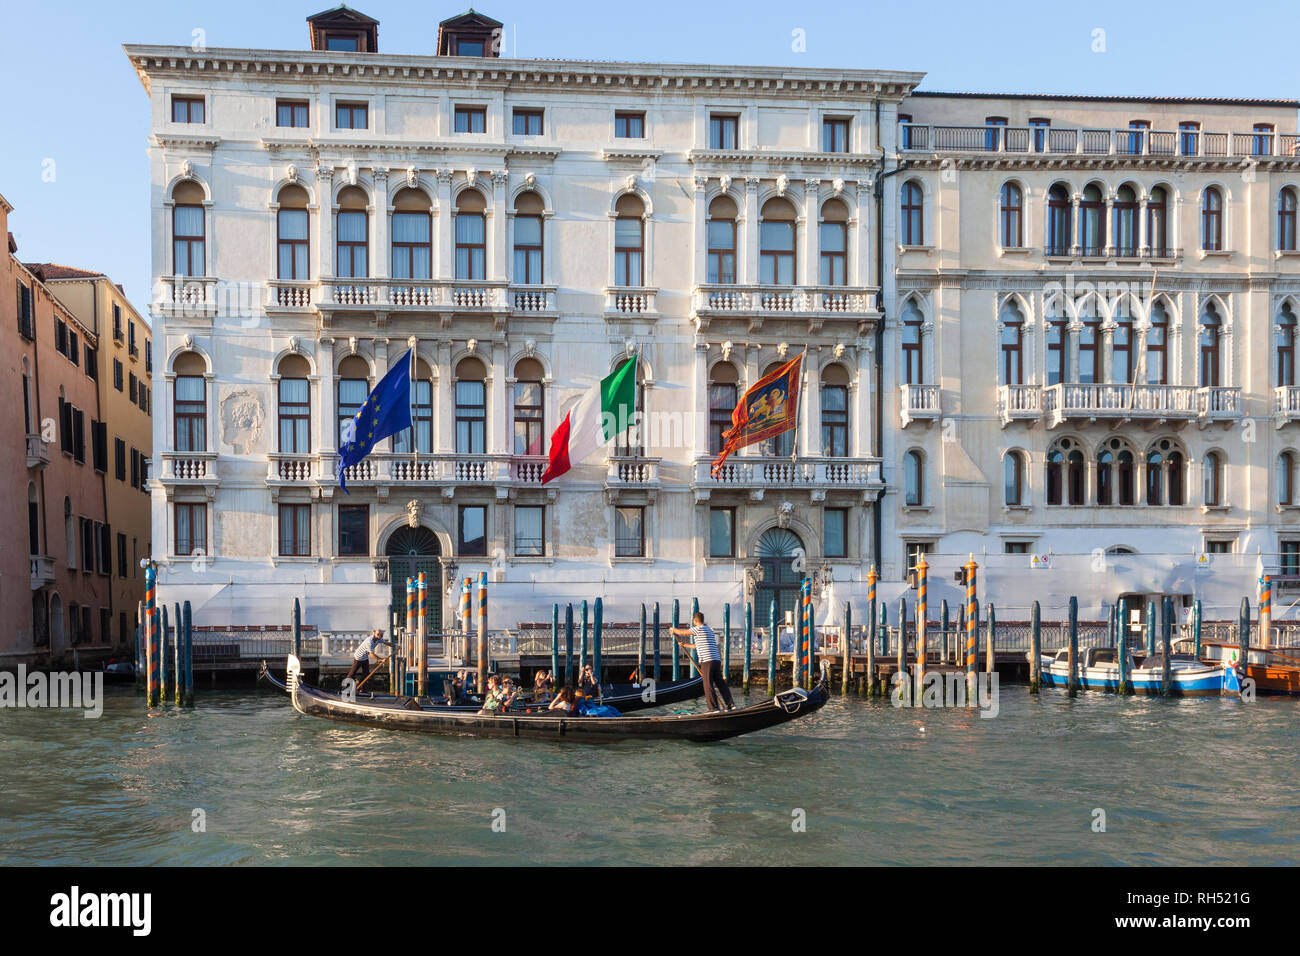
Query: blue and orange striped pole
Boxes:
[
  {"xmin": 460, "ymin": 576, "xmax": 472, "ymax": 662},
  {"xmin": 1260, "ymin": 572, "xmax": 1272, "ymax": 649},
  {"xmin": 794, "ymin": 579, "xmax": 808, "ymax": 688},
  {"xmin": 866, "ymin": 565, "xmax": 878, "ymax": 694},
  {"xmin": 145, "ymin": 564, "xmax": 159, "ymax": 707},
  {"xmin": 767, "ymin": 598, "xmax": 778, "ymax": 694},
  {"xmin": 476, "ymin": 570, "xmax": 488, "ymax": 696},
  {"xmin": 916, "ymin": 553, "xmax": 929, "ymax": 700},
  {"xmin": 964, "ymin": 554, "xmax": 978, "ymax": 707},
  {"xmin": 806, "ymin": 587, "xmax": 817, "ymax": 689},
  {"xmin": 417, "ymin": 572, "xmax": 428, "ymax": 696}
]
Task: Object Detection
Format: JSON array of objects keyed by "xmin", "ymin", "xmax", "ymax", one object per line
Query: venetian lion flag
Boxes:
[
  {"xmin": 541, "ymin": 355, "xmax": 638, "ymax": 483},
  {"xmin": 711, "ymin": 352, "xmax": 803, "ymax": 476}
]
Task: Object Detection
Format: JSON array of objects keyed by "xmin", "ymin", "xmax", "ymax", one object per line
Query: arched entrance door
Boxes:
[
  {"xmin": 756, "ymin": 528, "xmax": 804, "ymax": 626},
  {"xmin": 386, "ymin": 526, "xmax": 442, "ymax": 632}
]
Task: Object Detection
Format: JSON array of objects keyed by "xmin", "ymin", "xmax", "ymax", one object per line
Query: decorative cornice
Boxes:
[{"xmin": 151, "ymin": 135, "xmax": 221, "ymax": 150}]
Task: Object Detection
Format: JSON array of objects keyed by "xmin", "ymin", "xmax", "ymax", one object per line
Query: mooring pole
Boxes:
[
  {"xmin": 940, "ymin": 597, "xmax": 950, "ymax": 665},
  {"xmin": 1161, "ymin": 595, "xmax": 1174, "ymax": 696},
  {"xmin": 1067, "ymin": 595, "xmax": 1079, "ymax": 698},
  {"xmin": 722, "ymin": 602, "xmax": 731, "ymax": 683},
  {"xmin": 867, "ymin": 564, "xmax": 879, "ymax": 663},
  {"xmin": 842, "ymin": 601, "xmax": 852, "ymax": 696},
  {"xmin": 1260, "ymin": 572, "xmax": 1273, "ymax": 650},
  {"xmin": 794, "ymin": 579, "xmax": 808, "ymax": 689},
  {"xmin": 173, "ymin": 602, "xmax": 183, "ymax": 706},
  {"xmin": 671, "ymin": 599, "xmax": 680, "ymax": 682},
  {"xmin": 768, "ymin": 599, "xmax": 778, "ymax": 694},
  {"xmin": 182, "ymin": 600, "xmax": 194, "ymax": 707},
  {"xmin": 865, "ymin": 601, "xmax": 877, "ymax": 697},
  {"xmin": 1029, "ymin": 600, "xmax": 1042, "ymax": 693},
  {"xmin": 1108, "ymin": 604, "xmax": 1117, "ymax": 648},
  {"xmin": 405, "ymin": 577, "xmax": 416, "ymax": 685},
  {"xmin": 986, "ymin": 602, "xmax": 996, "ymax": 676},
  {"xmin": 460, "ymin": 577, "xmax": 472, "ymax": 663},
  {"xmin": 876, "ymin": 603, "xmax": 887, "ymax": 696},
  {"xmin": 417, "ymin": 572, "xmax": 428, "ymax": 697},
  {"xmin": 964, "ymin": 554, "xmax": 978, "ymax": 706},
  {"xmin": 564, "ymin": 603, "xmax": 574, "ymax": 687},
  {"xmin": 476, "ymin": 571, "xmax": 487, "ymax": 698},
  {"xmin": 1193, "ymin": 598, "xmax": 1203, "ymax": 658},
  {"xmin": 593, "ymin": 596, "xmax": 604, "ymax": 688},
  {"xmin": 689, "ymin": 597, "xmax": 700, "ymax": 678},
  {"xmin": 292, "ymin": 597, "xmax": 302, "ymax": 660},
  {"xmin": 916, "ymin": 554, "xmax": 928, "ymax": 699},
  {"xmin": 1145, "ymin": 600, "xmax": 1156, "ymax": 656},
  {"xmin": 653, "ymin": 601, "xmax": 661, "ymax": 683},
  {"xmin": 638, "ymin": 603, "xmax": 647, "ymax": 684},
  {"xmin": 145, "ymin": 565, "xmax": 158, "ymax": 707},
  {"xmin": 551, "ymin": 604, "xmax": 560, "ymax": 684},
  {"xmin": 897, "ymin": 596, "xmax": 908, "ymax": 705},
  {"xmin": 580, "ymin": 599, "xmax": 589, "ymax": 674},
  {"xmin": 806, "ymin": 583, "xmax": 817, "ymax": 690},
  {"xmin": 743, "ymin": 602, "xmax": 753, "ymax": 694},
  {"xmin": 1238, "ymin": 596, "xmax": 1250, "ymax": 670},
  {"xmin": 160, "ymin": 604, "xmax": 171, "ymax": 704},
  {"xmin": 1117, "ymin": 594, "xmax": 1131, "ymax": 695}
]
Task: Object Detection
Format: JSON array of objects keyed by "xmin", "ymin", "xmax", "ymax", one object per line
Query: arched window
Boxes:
[
  {"xmin": 1147, "ymin": 299, "xmax": 1170, "ymax": 385},
  {"xmin": 759, "ymin": 197, "xmax": 796, "ymax": 284},
  {"xmin": 901, "ymin": 181, "xmax": 924, "ymax": 246},
  {"xmin": 820, "ymin": 364, "xmax": 850, "ymax": 457},
  {"xmin": 1202, "ymin": 187, "xmax": 1223, "ymax": 251},
  {"xmin": 1047, "ymin": 183, "xmax": 1072, "ymax": 255},
  {"xmin": 455, "ymin": 190, "xmax": 487, "ymax": 280},
  {"xmin": 1080, "ymin": 184, "xmax": 1105, "ymax": 256},
  {"xmin": 276, "ymin": 184, "xmax": 309, "ymax": 279},
  {"xmin": 614, "ymin": 193, "xmax": 645, "ymax": 287},
  {"xmin": 277, "ymin": 354, "xmax": 311, "ymax": 453},
  {"xmin": 999, "ymin": 182, "xmax": 1022, "ymax": 247},
  {"xmin": 1199, "ymin": 301, "xmax": 1222, "ymax": 387},
  {"xmin": 393, "ymin": 358, "xmax": 433, "ymax": 454},
  {"xmin": 1113, "ymin": 184, "xmax": 1137, "ymax": 256},
  {"xmin": 392, "ymin": 187, "xmax": 432, "ymax": 279},
  {"xmin": 1046, "ymin": 438, "xmax": 1084, "ymax": 506},
  {"xmin": 707, "ymin": 195, "xmax": 737, "ymax": 284},
  {"xmin": 1097, "ymin": 438, "xmax": 1135, "ymax": 506},
  {"xmin": 513, "ymin": 191, "xmax": 544, "ymax": 284},
  {"xmin": 1046, "ymin": 306, "xmax": 1067, "ymax": 386},
  {"xmin": 1204, "ymin": 451, "xmax": 1223, "ymax": 506},
  {"xmin": 1111, "ymin": 298, "xmax": 1135, "ymax": 384},
  {"xmin": 1279, "ymin": 301, "xmax": 1297, "ymax": 387},
  {"xmin": 336, "ymin": 186, "xmax": 369, "ymax": 278},
  {"xmin": 337, "ymin": 355, "xmax": 370, "ymax": 446},
  {"xmin": 455, "ymin": 357, "xmax": 487, "ymax": 454},
  {"xmin": 1078, "ymin": 307, "xmax": 1101, "ymax": 385},
  {"xmin": 707, "ymin": 361, "xmax": 738, "ymax": 454},
  {"xmin": 901, "ymin": 298, "xmax": 924, "ymax": 385},
  {"xmin": 904, "ymin": 450, "xmax": 923, "ymax": 506},
  {"xmin": 172, "ymin": 181, "xmax": 206, "ymax": 277},
  {"xmin": 1280, "ymin": 451, "xmax": 1296, "ymax": 507},
  {"xmin": 1147, "ymin": 186, "xmax": 1169, "ymax": 256},
  {"xmin": 819, "ymin": 199, "xmax": 849, "ymax": 285},
  {"xmin": 173, "ymin": 351, "xmax": 207, "ymax": 452},
  {"xmin": 1004, "ymin": 450, "xmax": 1025, "ymax": 506},
  {"xmin": 1280, "ymin": 187, "xmax": 1298, "ymax": 252},
  {"xmin": 512, "ymin": 357, "xmax": 545, "ymax": 456},
  {"xmin": 999, "ymin": 299, "xmax": 1024, "ymax": 385}
]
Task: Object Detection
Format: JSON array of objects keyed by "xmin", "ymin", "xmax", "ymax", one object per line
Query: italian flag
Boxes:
[{"xmin": 541, "ymin": 356, "xmax": 638, "ymax": 484}]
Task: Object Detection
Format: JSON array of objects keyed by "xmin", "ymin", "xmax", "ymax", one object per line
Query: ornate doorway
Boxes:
[
  {"xmin": 756, "ymin": 527, "xmax": 804, "ymax": 626},
  {"xmin": 386, "ymin": 526, "xmax": 442, "ymax": 632}
]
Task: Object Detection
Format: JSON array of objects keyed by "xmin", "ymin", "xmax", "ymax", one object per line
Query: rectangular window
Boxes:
[
  {"xmin": 1282, "ymin": 541, "xmax": 1300, "ymax": 576},
  {"xmin": 171, "ymin": 96, "xmax": 204, "ymax": 124},
  {"xmin": 905, "ymin": 541, "xmax": 931, "ymax": 576},
  {"xmin": 824, "ymin": 508, "xmax": 848, "ymax": 558},
  {"xmin": 278, "ymin": 378, "xmax": 311, "ymax": 453},
  {"xmin": 1205, "ymin": 539, "xmax": 1234, "ymax": 554},
  {"xmin": 709, "ymin": 113, "xmax": 739, "ymax": 150},
  {"xmin": 128, "ymin": 320, "xmax": 137, "ymax": 355},
  {"xmin": 278, "ymin": 208, "xmax": 309, "ymax": 279},
  {"xmin": 130, "ymin": 448, "xmax": 139, "ymax": 488},
  {"xmin": 707, "ymin": 218, "xmax": 736, "ymax": 284},
  {"xmin": 819, "ymin": 221, "xmax": 847, "ymax": 285},
  {"xmin": 512, "ymin": 109, "xmax": 543, "ymax": 135},
  {"xmin": 129, "ymin": 372, "xmax": 137, "ymax": 403},
  {"xmin": 822, "ymin": 117, "xmax": 850, "ymax": 153},
  {"xmin": 117, "ymin": 532, "xmax": 127, "ymax": 578},
  {"xmin": 338, "ymin": 504, "xmax": 369, "ymax": 556},
  {"xmin": 90, "ymin": 420, "xmax": 107, "ymax": 472},
  {"xmin": 615, "ymin": 112, "xmax": 645, "ymax": 139},
  {"xmin": 455, "ymin": 380, "xmax": 486, "ymax": 454},
  {"xmin": 614, "ymin": 216, "xmax": 643, "ymax": 286},
  {"xmin": 175, "ymin": 376, "xmax": 206, "ymax": 451},
  {"xmin": 454, "ymin": 213, "xmax": 486, "ymax": 279},
  {"xmin": 614, "ymin": 506, "xmax": 646, "ymax": 557},
  {"xmin": 1004, "ymin": 541, "xmax": 1031, "ymax": 554},
  {"xmin": 278, "ymin": 504, "xmax": 311, "ymax": 557},
  {"xmin": 175, "ymin": 503, "xmax": 206, "ymax": 556},
  {"xmin": 1179, "ymin": 121, "xmax": 1200, "ymax": 156},
  {"xmin": 392, "ymin": 210, "xmax": 431, "ymax": 280},
  {"xmin": 759, "ymin": 220, "xmax": 795, "ymax": 284},
  {"xmin": 276, "ymin": 99, "xmax": 309, "ymax": 128},
  {"xmin": 335, "ymin": 101, "xmax": 368, "ymax": 130},
  {"xmin": 18, "ymin": 282, "xmax": 34, "ymax": 339},
  {"xmin": 114, "ymin": 438, "xmax": 126, "ymax": 481},
  {"xmin": 325, "ymin": 33, "xmax": 359, "ymax": 52},
  {"xmin": 512, "ymin": 380, "xmax": 544, "ymax": 456},
  {"xmin": 709, "ymin": 507, "xmax": 735, "ymax": 558},
  {"xmin": 1029, "ymin": 118, "xmax": 1050, "ymax": 152},
  {"xmin": 85, "ymin": 345, "xmax": 97, "ymax": 379},
  {"xmin": 515, "ymin": 505, "xmax": 544, "ymax": 557},
  {"xmin": 55, "ymin": 319, "xmax": 67, "ymax": 356},
  {"xmin": 458, "ymin": 505, "xmax": 487, "ymax": 556},
  {"xmin": 392, "ymin": 380, "xmax": 433, "ymax": 454},
  {"xmin": 512, "ymin": 214, "xmax": 543, "ymax": 284},
  {"xmin": 113, "ymin": 359, "xmax": 123, "ymax": 391},
  {"xmin": 456, "ymin": 38, "xmax": 484, "ymax": 56},
  {"xmin": 1253, "ymin": 123, "xmax": 1275, "ymax": 156},
  {"xmin": 68, "ymin": 329, "xmax": 79, "ymax": 366},
  {"xmin": 71, "ymin": 408, "xmax": 85, "ymax": 463},
  {"xmin": 454, "ymin": 106, "xmax": 487, "ymax": 133}
]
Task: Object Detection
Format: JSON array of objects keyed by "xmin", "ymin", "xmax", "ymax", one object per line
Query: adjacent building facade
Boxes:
[{"xmin": 125, "ymin": 7, "xmax": 1300, "ymax": 637}]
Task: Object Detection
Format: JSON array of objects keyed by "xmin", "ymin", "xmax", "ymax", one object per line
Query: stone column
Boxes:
[
  {"xmin": 316, "ymin": 164, "xmax": 335, "ymax": 278},
  {"xmin": 803, "ymin": 179, "xmax": 821, "ymax": 287},
  {"xmin": 489, "ymin": 340, "xmax": 507, "ymax": 455},
  {"xmin": 693, "ymin": 176, "xmax": 709, "ymax": 285},
  {"xmin": 743, "ymin": 177, "xmax": 760, "ymax": 286},
  {"xmin": 490, "ymin": 170, "xmax": 509, "ymax": 283},
  {"xmin": 435, "ymin": 169, "xmax": 454, "ymax": 280},
  {"xmin": 372, "ymin": 168, "xmax": 390, "ymax": 280},
  {"xmin": 693, "ymin": 341, "xmax": 709, "ymax": 462},
  {"xmin": 436, "ymin": 339, "xmax": 454, "ymax": 454}
]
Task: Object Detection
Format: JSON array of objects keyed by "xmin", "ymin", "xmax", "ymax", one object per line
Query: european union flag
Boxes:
[{"xmin": 339, "ymin": 348, "xmax": 413, "ymax": 494}]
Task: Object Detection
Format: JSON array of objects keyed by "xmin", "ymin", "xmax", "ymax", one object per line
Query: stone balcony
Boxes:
[
  {"xmin": 269, "ymin": 278, "xmax": 558, "ymax": 321},
  {"xmin": 26, "ymin": 433, "xmax": 49, "ymax": 470},
  {"xmin": 154, "ymin": 275, "xmax": 220, "ymax": 320},
  {"xmin": 1043, "ymin": 383, "xmax": 1241, "ymax": 429},
  {"xmin": 160, "ymin": 452, "xmax": 219, "ymax": 494},
  {"xmin": 604, "ymin": 286, "xmax": 658, "ymax": 320},
  {"xmin": 692, "ymin": 455, "xmax": 883, "ymax": 503},
  {"xmin": 901, "ymin": 123, "xmax": 1300, "ymax": 160},
  {"xmin": 333, "ymin": 453, "xmax": 547, "ymax": 499},
  {"xmin": 997, "ymin": 384, "xmax": 1042, "ymax": 427},
  {"xmin": 691, "ymin": 283, "xmax": 878, "ymax": 332},
  {"xmin": 899, "ymin": 383, "xmax": 940, "ymax": 427},
  {"xmin": 29, "ymin": 555, "xmax": 55, "ymax": 590},
  {"xmin": 1276, "ymin": 386, "xmax": 1300, "ymax": 427}
]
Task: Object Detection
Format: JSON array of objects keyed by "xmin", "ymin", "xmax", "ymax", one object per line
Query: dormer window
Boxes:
[
  {"xmin": 437, "ymin": 10, "xmax": 504, "ymax": 58},
  {"xmin": 307, "ymin": 5, "xmax": 379, "ymax": 53},
  {"xmin": 457, "ymin": 38, "xmax": 485, "ymax": 56}
]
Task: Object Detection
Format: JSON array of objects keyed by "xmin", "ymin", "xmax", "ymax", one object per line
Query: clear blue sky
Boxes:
[{"xmin": 1, "ymin": 0, "xmax": 1296, "ymax": 312}]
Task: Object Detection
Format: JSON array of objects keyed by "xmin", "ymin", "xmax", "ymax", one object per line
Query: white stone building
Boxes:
[{"xmin": 126, "ymin": 7, "xmax": 1300, "ymax": 637}]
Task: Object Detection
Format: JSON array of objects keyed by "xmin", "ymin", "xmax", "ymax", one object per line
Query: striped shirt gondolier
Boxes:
[
  {"xmin": 352, "ymin": 635, "xmax": 379, "ymax": 662},
  {"xmin": 691, "ymin": 624, "xmax": 720, "ymax": 664}
]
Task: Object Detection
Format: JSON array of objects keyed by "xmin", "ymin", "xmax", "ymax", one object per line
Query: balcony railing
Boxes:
[
  {"xmin": 267, "ymin": 453, "xmax": 316, "ymax": 483},
  {"xmin": 156, "ymin": 276, "xmax": 219, "ymax": 317},
  {"xmin": 334, "ymin": 453, "xmax": 536, "ymax": 488},
  {"xmin": 317, "ymin": 278, "xmax": 511, "ymax": 311},
  {"xmin": 1276, "ymin": 386, "xmax": 1300, "ymax": 426},
  {"xmin": 1196, "ymin": 386, "xmax": 1242, "ymax": 423},
  {"xmin": 901, "ymin": 124, "xmax": 1300, "ymax": 159},
  {"xmin": 509, "ymin": 284, "xmax": 558, "ymax": 314},
  {"xmin": 694, "ymin": 456, "xmax": 883, "ymax": 499},
  {"xmin": 30, "ymin": 555, "xmax": 55, "ymax": 590},
  {"xmin": 692, "ymin": 284, "xmax": 878, "ymax": 327},
  {"xmin": 1044, "ymin": 383, "xmax": 1196, "ymax": 427},
  {"xmin": 605, "ymin": 286, "xmax": 657, "ymax": 316},
  {"xmin": 606, "ymin": 456, "xmax": 660, "ymax": 486},
  {"xmin": 161, "ymin": 451, "xmax": 217, "ymax": 482},
  {"xmin": 26, "ymin": 434, "xmax": 50, "ymax": 469},
  {"xmin": 267, "ymin": 280, "xmax": 313, "ymax": 309},
  {"xmin": 899, "ymin": 383, "xmax": 940, "ymax": 427},
  {"xmin": 997, "ymin": 385, "xmax": 1042, "ymax": 426}
]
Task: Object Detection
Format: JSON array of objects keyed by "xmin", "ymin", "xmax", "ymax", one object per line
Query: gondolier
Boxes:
[
  {"xmin": 671, "ymin": 612, "xmax": 735, "ymax": 712},
  {"xmin": 344, "ymin": 630, "xmax": 391, "ymax": 686}
]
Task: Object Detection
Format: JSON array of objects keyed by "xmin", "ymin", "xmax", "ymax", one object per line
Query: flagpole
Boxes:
[
  {"xmin": 407, "ymin": 338, "xmax": 417, "ymax": 472},
  {"xmin": 792, "ymin": 346, "xmax": 809, "ymax": 467}
]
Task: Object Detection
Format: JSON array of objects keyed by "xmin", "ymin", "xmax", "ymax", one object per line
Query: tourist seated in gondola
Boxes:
[
  {"xmin": 478, "ymin": 674, "xmax": 506, "ymax": 715},
  {"xmin": 533, "ymin": 669, "xmax": 554, "ymax": 700},
  {"xmin": 578, "ymin": 664, "xmax": 600, "ymax": 696},
  {"xmin": 449, "ymin": 670, "xmax": 471, "ymax": 704},
  {"xmin": 547, "ymin": 685, "xmax": 578, "ymax": 714}
]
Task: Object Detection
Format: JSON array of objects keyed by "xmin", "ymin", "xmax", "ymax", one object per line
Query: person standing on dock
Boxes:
[
  {"xmin": 344, "ymin": 630, "xmax": 391, "ymax": 687},
  {"xmin": 672, "ymin": 612, "xmax": 735, "ymax": 712}
]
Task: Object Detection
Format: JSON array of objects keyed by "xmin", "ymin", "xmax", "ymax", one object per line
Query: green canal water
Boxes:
[{"xmin": 1, "ymin": 684, "xmax": 1297, "ymax": 865}]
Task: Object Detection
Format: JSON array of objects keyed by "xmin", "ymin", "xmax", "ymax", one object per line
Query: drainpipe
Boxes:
[{"xmin": 872, "ymin": 101, "xmax": 910, "ymax": 577}]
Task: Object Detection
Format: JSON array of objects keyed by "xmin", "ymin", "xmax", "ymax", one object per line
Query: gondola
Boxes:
[
  {"xmin": 257, "ymin": 661, "xmax": 704, "ymax": 714},
  {"xmin": 272, "ymin": 655, "xmax": 829, "ymax": 743}
]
